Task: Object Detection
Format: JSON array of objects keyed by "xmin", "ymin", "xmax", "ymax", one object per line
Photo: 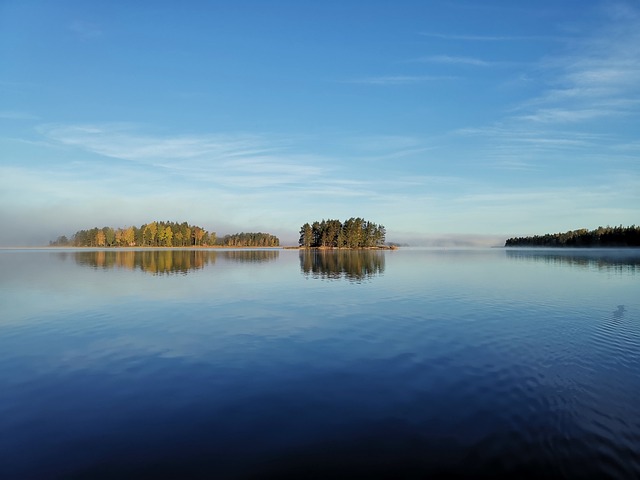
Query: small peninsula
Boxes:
[{"xmin": 505, "ymin": 225, "xmax": 640, "ymax": 247}]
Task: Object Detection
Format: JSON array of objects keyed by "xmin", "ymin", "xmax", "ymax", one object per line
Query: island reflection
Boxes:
[
  {"xmin": 70, "ymin": 249, "xmax": 278, "ymax": 275},
  {"xmin": 299, "ymin": 249, "xmax": 385, "ymax": 282},
  {"xmin": 505, "ymin": 248, "xmax": 640, "ymax": 274}
]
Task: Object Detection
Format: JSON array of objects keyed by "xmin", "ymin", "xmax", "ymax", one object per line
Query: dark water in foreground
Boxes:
[{"xmin": 0, "ymin": 248, "xmax": 639, "ymax": 479}]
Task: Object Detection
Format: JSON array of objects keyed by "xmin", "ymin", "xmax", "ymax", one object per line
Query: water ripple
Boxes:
[{"xmin": 1, "ymin": 249, "xmax": 639, "ymax": 478}]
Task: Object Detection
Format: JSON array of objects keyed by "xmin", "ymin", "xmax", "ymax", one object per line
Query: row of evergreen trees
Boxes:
[
  {"xmin": 219, "ymin": 232, "xmax": 280, "ymax": 247},
  {"xmin": 299, "ymin": 217, "xmax": 386, "ymax": 248},
  {"xmin": 50, "ymin": 221, "xmax": 279, "ymax": 248},
  {"xmin": 505, "ymin": 225, "xmax": 640, "ymax": 247}
]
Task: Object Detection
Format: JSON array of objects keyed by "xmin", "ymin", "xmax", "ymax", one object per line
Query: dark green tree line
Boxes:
[
  {"xmin": 505, "ymin": 225, "xmax": 640, "ymax": 247},
  {"xmin": 299, "ymin": 217, "xmax": 386, "ymax": 248},
  {"xmin": 219, "ymin": 232, "xmax": 280, "ymax": 247}
]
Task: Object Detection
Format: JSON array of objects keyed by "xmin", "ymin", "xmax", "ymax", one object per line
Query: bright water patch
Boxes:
[{"xmin": 0, "ymin": 248, "xmax": 639, "ymax": 478}]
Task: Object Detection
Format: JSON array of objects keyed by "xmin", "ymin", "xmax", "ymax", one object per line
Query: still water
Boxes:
[{"xmin": 0, "ymin": 248, "xmax": 638, "ymax": 479}]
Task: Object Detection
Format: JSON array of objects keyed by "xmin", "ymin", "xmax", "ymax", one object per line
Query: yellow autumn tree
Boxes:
[
  {"xmin": 164, "ymin": 226, "xmax": 173, "ymax": 247},
  {"xmin": 123, "ymin": 226, "xmax": 135, "ymax": 246},
  {"xmin": 95, "ymin": 230, "xmax": 106, "ymax": 247}
]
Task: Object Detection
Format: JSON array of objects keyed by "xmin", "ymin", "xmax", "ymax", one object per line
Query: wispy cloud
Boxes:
[
  {"xmin": 38, "ymin": 124, "xmax": 276, "ymax": 163},
  {"xmin": 338, "ymin": 135, "xmax": 437, "ymax": 162},
  {"xmin": 515, "ymin": 106, "xmax": 631, "ymax": 123},
  {"xmin": 455, "ymin": 176, "xmax": 640, "ymax": 214},
  {"xmin": 447, "ymin": 2, "xmax": 640, "ymax": 169},
  {"xmin": 512, "ymin": 3, "xmax": 640, "ymax": 124},
  {"xmin": 36, "ymin": 124, "xmax": 332, "ymax": 193},
  {"xmin": 456, "ymin": 125, "xmax": 609, "ymax": 146},
  {"xmin": 452, "ymin": 123, "xmax": 623, "ymax": 172}
]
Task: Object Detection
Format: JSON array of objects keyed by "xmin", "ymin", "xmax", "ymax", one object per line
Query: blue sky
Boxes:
[{"xmin": 1, "ymin": 0, "xmax": 639, "ymax": 246}]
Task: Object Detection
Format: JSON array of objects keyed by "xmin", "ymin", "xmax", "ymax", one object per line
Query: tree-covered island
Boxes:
[
  {"xmin": 505, "ymin": 225, "xmax": 640, "ymax": 247},
  {"xmin": 299, "ymin": 217, "xmax": 388, "ymax": 248},
  {"xmin": 50, "ymin": 221, "xmax": 279, "ymax": 247}
]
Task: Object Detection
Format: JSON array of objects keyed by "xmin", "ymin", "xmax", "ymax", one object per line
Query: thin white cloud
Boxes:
[
  {"xmin": 38, "ymin": 124, "xmax": 277, "ymax": 163},
  {"xmin": 449, "ymin": 3, "xmax": 640, "ymax": 168},
  {"xmin": 489, "ymin": 160, "xmax": 539, "ymax": 172},
  {"xmin": 367, "ymin": 146, "xmax": 437, "ymax": 161},
  {"xmin": 451, "ymin": 122, "xmax": 633, "ymax": 173},
  {"xmin": 515, "ymin": 3, "xmax": 640, "ymax": 124},
  {"xmin": 516, "ymin": 107, "xmax": 621, "ymax": 123},
  {"xmin": 38, "ymin": 126, "xmax": 335, "ymax": 194},
  {"xmin": 456, "ymin": 126, "xmax": 612, "ymax": 143},
  {"xmin": 455, "ymin": 126, "xmax": 609, "ymax": 150},
  {"xmin": 7, "ymin": 122, "xmax": 471, "ymax": 243},
  {"xmin": 35, "ymin": 124, "xmax": 354, "ymax": 195},
  {"xmin": 45, "ymin": 127, "xmax": 277, "ymax": 170}
]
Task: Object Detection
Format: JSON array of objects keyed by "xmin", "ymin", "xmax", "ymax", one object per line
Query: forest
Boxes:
[
  {"xmin": 50, "ymin": 221, "xmax": 279, "ymax": 248},
  {"xmin": 219, "ymin": 232, "xmax": 279, "ymax": 247},
  {"xmin": 299, "ymin": 217, "xmax": 386, "ymax": 248},
  {"xmin": 504, "ymin": 225, "xmax": 640, "ymax": 247}
]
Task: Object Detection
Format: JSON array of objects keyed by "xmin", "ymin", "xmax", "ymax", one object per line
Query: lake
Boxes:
[{"xmin": 1, "ymin": 248, "xmax": 639, "ymax": 479}]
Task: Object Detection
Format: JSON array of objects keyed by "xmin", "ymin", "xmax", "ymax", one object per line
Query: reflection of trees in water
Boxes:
[
  {"xmin": 71, "ymin": 249, "xmax": 280, "ymax": 274},
  {"xmin": 299, "ymin": 249, "xmax": 385, "ymax": 282},
  {"xmin": 73, "ymin": 250, "xmax": 217, "ymax": 275},
  {"xmin": 222, "ymin": 250, "xmax": 279, "ymax": 263},
  {"xmin": 505, "ymin": 249, "xmax": 640, "ymax": 274}
]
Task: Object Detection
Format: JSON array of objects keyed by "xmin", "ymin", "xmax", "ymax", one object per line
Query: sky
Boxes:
[{"xmin": 1, "ymin": 0, "xmax": 639, "ymax": 246}]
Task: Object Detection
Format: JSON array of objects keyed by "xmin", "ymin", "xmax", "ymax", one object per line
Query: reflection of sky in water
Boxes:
[
  {"xmin": 2, "ymin": 248, "xmax": 638, "ymax": 327},
  {"xmin": 1, "ymin": 248, "xmax": 639, "ymax": 477},
  {"xmin": 0, "ymin": 249, "xmax": 289, "ymax": 325},
  {"xmin": 2, "ymin": 248, "xmax": 637, "ymax": 357}
]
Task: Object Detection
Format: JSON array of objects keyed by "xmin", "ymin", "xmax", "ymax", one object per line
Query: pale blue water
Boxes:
[{"xmin": 0, "ymin": 248, "xmax": 639, "ymax": 479}]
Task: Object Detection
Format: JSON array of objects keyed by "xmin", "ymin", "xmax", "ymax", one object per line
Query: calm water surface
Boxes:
[{"xmin": 0, "ymin": 248, "xmax": 639, "ymax": 479}]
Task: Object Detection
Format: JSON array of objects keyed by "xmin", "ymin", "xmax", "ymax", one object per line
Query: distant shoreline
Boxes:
[
  {"xmin": 1, "ymin": 245, "xmax": 399, "ymax": 250},
  {"xmin": 503, "ymin": 245, "xmax": 640, "ymax": 249},
  {"xmin": 289, "ymin": 245, "xmax": 398, "ymax": 250},
  {"xmin": 504, "ymin": 226, "xmax": 639, "ymax": 248}
]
